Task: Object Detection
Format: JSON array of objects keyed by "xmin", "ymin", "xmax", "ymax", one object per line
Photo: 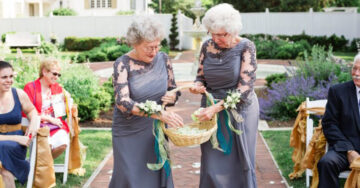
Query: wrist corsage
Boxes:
[
  {"xmin": 137, "ymin": 100, "xmax": 162, "ymax": 117},
  {"xmin": 223, "ymin": 90, "xmax": 242, "ymax": 110}
]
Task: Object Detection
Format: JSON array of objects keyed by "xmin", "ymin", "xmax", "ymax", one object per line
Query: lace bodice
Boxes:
[
  {"xmin": 113, "ymin": 52, "xmax": 177, "ymax": 117},
  {"xmin": 195, "ymin": 39, "xmax": 257, "ymax": 104}
]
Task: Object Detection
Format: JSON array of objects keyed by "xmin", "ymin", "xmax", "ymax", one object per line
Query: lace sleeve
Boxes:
[
  {"xmin": 237, "ymin": 40, "xmax": 257, "ymax": 104},
  {"xmin": 165, "ymin": 54, "xmax": 177, "ymax": 90},
  {"xmin": 165, "ymin": 53, "xmax": 181, "ymax": 105},
  {"xmin": 113, "ymin": 59, "xmax": 135, "ymax": 117},
  {"xmin": 195, "ymin": 43, "xmax": 207, "ymax": 86}
]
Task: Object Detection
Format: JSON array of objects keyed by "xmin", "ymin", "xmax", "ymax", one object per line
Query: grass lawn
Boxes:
[
  {"xmin": 16, "ymin": 130, "xmax": 112, "ymax": 188},
  {"xmin": 333, "ymin": 51, "xmax": 357, "ymax": 62},
  {"xmin": 261, "ymin": 130, "xmax": 346, "ymax": 188}
]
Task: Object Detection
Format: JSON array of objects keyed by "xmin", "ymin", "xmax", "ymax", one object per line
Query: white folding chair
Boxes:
[
  {"xmin": 20, "ymin": 116, "xmax": 39, "ymax": 188},
  {"xmin": 22, "ymin": 94, "xmax": 73, "ymax": 185},
  {"xmin": 53, "ymin": 95, "xmax": 73, "ymax": 184},
  {"xmin": 305, "ymin": 97, "xmax": 350, "ymax": 187}
]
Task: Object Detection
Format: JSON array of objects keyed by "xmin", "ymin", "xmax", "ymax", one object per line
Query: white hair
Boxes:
[
  {"xmin": 126, "ymin": 16, "xmax": 165, "ymax": 46},
  {"xmin": 354, "ymin": 53, "xmax": 360, "ymax": 64},
  {"xmin": 202, "ymin": 3, "xmax": 243, "ymax": 36}
]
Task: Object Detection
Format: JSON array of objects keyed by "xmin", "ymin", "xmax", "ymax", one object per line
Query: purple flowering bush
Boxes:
[
  {"xmin": 260, "ymin": 45, "xmax": 351, "ymax": 120},
  {"xmin": 259, "ymin": 75, "xmax": 336, "ymax": 120}
]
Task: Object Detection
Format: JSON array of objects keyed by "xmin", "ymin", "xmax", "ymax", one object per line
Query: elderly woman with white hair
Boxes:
[
  {"xmin": 190, "ymin": 3, "xmax": 259, "ymax": 188},
  {"xmin": 109, "ymin": 16, "xmax": 183, "ymax": 188}
]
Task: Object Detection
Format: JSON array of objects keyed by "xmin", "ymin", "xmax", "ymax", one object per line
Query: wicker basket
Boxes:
[{"xmin": 160, "ymin": 85, "xmax": 217, "ymax": 147}]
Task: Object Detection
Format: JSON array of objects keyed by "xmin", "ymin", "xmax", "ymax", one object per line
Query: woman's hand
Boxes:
[
  {"xmin": 14, "ymin": 135, "xmax": 31, "ymax": 147},
  {"xmin": 196, "ymin": 106, "xmax": 217, "ymax": 121},
  {"xmin": 189, "ymin": 83, "xmax": 206, "ymax": 94},
  {"xmin": 159, "ymin": 111, "xmax": 184, "ymax": 128},
  {"xmin": 161, "ymin": 92, "xmax": 176, "ymax": 106},
  {"xmin": 50, "ymin": 117, "xmax": 63, "ymax": 128}
]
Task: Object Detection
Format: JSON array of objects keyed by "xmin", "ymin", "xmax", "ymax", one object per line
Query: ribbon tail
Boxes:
[
  {"xmin": 230, "ymin": 108, "xmax": 243, "ymax": 123},
  {"xmin": 147, "ymin": 119, "xmax": 171, "ymax": 177},
  {"xmin": 225, "ymin": 110, "xmax": 242, "ymax": 135}
]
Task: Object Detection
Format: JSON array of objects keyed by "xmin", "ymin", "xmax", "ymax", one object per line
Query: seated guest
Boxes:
[
  {"xmin": 24, "ymin": 59, "xmax": 70, "ymax": 159},
  {"xmin": 319, "ymin": 53, "xmax": 360, "ymax": 188},
  {"xmin": 0, "ymin": 61, "xmax": 38, "ymax": 188}
]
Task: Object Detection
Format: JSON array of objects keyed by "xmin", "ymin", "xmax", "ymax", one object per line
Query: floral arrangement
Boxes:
[
  {"xmin": 191, "ymin": 107, "xmax": 204, "ymax": 122},
  {"xmin": 137, "ymin": 100, "xmax": 162, "ymax": 116},
  {"xmin": 223, "ymin": 90, "xmax": 242, "ymax": 110}
]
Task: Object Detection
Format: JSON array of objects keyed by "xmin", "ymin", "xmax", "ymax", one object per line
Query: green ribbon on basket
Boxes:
[
  {"xmin": 208, "ymin": 96, "xmax": 242, "ymax": 154},
  {"xmin": 147, "ymin": 119, "xmax": 171, "ymax": 177}
]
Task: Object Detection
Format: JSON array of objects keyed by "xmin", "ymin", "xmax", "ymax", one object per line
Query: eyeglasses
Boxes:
[
  {"xmin": 209, "ymin": 32, "xmax": 230, "ymax": 38},
  {"xmin": 51, "ymin": 72, "xmax": 61, "ymax": 77},
  {"xmin": 144, "ymin": 45, "xmax": 162, "ymax": 53}
]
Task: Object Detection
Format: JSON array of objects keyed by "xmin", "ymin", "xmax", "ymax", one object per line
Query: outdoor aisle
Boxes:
[
  {"xmin": 87, "ymin": 89, "xmax": 287, "ymax": 188},
  {"xmin": 85, "ymin": 51, "xmax": 290, "ymax": 188}
]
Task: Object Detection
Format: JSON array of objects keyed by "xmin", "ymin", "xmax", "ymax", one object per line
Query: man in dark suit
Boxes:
[{"xmin": 318, "ymin": 53, "xmax": 360, "ymax": 188}]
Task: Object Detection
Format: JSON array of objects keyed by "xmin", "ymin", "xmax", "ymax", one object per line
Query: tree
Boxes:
[{"xmin": 169, "ymin": 13, "xmax": 179, "ymax": 50}]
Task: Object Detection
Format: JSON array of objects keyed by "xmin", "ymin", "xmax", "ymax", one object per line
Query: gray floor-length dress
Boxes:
[
  {"xmin": 109, "ymin": 52, "xmax": 176, "ymax": 188},
  {"xmin": 196, "ymin": 39, "xmax": 259, "ymax": 188}
]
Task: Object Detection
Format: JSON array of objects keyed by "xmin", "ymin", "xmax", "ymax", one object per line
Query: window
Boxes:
[
  {"xmin": 130, "ymin": 0, "xmax": 136, "ymax": 10},
  {"xmin": 90, "ymin": 0, "xmax": 112, "ymax": 8}
]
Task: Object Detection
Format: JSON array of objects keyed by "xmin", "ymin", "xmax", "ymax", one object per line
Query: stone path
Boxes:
[{"xmin": 84, "ymin": 51, "xmax": 290, "ymax": 188}]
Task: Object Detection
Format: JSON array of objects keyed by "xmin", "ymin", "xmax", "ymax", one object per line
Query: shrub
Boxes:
[
  {"xmin": 37, "ymin": 41, "xmax": 58, "ymax": 54},
  {"xmin": 260, "ymin": 45, "xmax": 352, "ymax": 120},
  {"xmin": 88, "ymin": 51, "xmax": 108, "ymax": 62},
  {"xmin": 10, "ymin": 54, "xmax": 111, "ymax": 121},
  {"xmin": 52, "ymin": 8, "xmax": 77, "ymax": 16},
  {"xmin": 350, "ymin": 38, "xmax": 360, "ymax": 52},
  {"xmin": 74, "ymin": 41, "xmax": 132, "ymax": 63},
  {"xmin": 265, "ymin": 73, "xmax": 288, "ymax": 88},
  {"xmin": 296, "ymin": 45, "xmax": 351, "ymax": 85},
  {"xmin": 116, "ymin": 10, "xmax": 134, "ymax": 15},
  {"xmin": 169, "ymin": 13, "xmax": 179, "ymax": 50},
  {"xmin": 259, "ymin": 75, "xmax": 336, "ymax": 120},
  {"xmin": 63, "ymin": 37, "xmax": 116, "ymax": 51},
  {"xmin": 254, "ymin": 38, "xmax": 310, "ymax": 59}
]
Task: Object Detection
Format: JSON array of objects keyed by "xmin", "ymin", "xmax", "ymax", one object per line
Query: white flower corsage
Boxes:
[
  {"xmin": 223, "ymin": 90, "xmax": 243, "ymax": 123},
  {"xmin": 137, "ymin": 100, "xmax": 162, "ymax": 117},
  {"xmin": 223, "ymin": 90, "xmax": 242, "ymax": 110}
]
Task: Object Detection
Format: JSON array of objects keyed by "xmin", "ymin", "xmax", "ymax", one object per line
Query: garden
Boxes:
[{"xmin": 1, "ymin": 29, "xmax": 359, "ymax": 187}]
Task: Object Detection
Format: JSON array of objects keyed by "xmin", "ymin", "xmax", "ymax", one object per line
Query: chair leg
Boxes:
[
  {"xmin": 62, "ymin": 138, "xmax": 70, "ymax": 184},
  {"xmin": 27, "ymin": 137, "xmax": 37, "ymax": 188},
  {"xmin": 306, "ymin": 169, "xmax": 310, "ymax": 188}
]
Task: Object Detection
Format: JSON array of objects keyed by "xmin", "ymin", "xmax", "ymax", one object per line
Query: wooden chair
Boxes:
[{"xmin": 305, "ymin": 97, "xmax": 350, "ymax": 187}]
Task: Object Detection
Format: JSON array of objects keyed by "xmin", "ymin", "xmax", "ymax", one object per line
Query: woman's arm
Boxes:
[
  {"xmin": 17, "ymin": 89, "xmax": 38, "ymax": 137},
  {"xmin": 236, "ymin": 40, "xmax": 257, "ymax": 104},
  {"xmin": 162, "ymin": 54, "xmax": 180, "ymax": 106}
]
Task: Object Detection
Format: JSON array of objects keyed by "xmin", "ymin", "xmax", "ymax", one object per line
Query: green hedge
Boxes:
[
  {"xmin": 52, "ymin": 8, "xmax": 77, "ymax": 16},
  {"xmin": 254, "ymin": 38, "xmax": 311, "ymax": 59},
  {"xmin": 63, "ymin": 37, "xmax": 117, "ymax": 51},
  {"xmin": 242, "ymin": 33, "xmax": 356, "ymax": 52}
]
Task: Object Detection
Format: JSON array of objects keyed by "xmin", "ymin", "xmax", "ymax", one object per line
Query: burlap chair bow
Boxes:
[
  {"xmin": 289, "ymin": 101, "xmax": 325, "ymax": 179},
  {"xmin": 0, "ymin": 162, "xmax": 4, "ymax": 188},
  {"xmin": 344, "ymin": 157, "xmax": 360, "ymax": 188},
  {"xmin": 33, "ymin": 127, "xmax": 56, "ymax": 188},
  {"xmin": 301, "ymin": 124, "xmax": 327, "ymax": 188}
]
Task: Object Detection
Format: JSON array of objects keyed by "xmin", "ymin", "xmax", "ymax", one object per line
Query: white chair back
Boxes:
[{"xmin": 304, "ymin": 98, "xmax": 349, "ymax": 187}]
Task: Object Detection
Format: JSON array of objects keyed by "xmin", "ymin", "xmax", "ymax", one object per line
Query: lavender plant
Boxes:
[{"xmin": 260, "ymin": 45, "xmax": 351, "ymax": 120}]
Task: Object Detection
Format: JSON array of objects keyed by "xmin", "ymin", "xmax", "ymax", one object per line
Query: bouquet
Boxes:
[
  {"xmin": 223, "ymin": 90, "xmax": 241, "ymax": 110},
  {"xmin": 136, "ymin": 100, "xmax": 162, "ymax": 116}
]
